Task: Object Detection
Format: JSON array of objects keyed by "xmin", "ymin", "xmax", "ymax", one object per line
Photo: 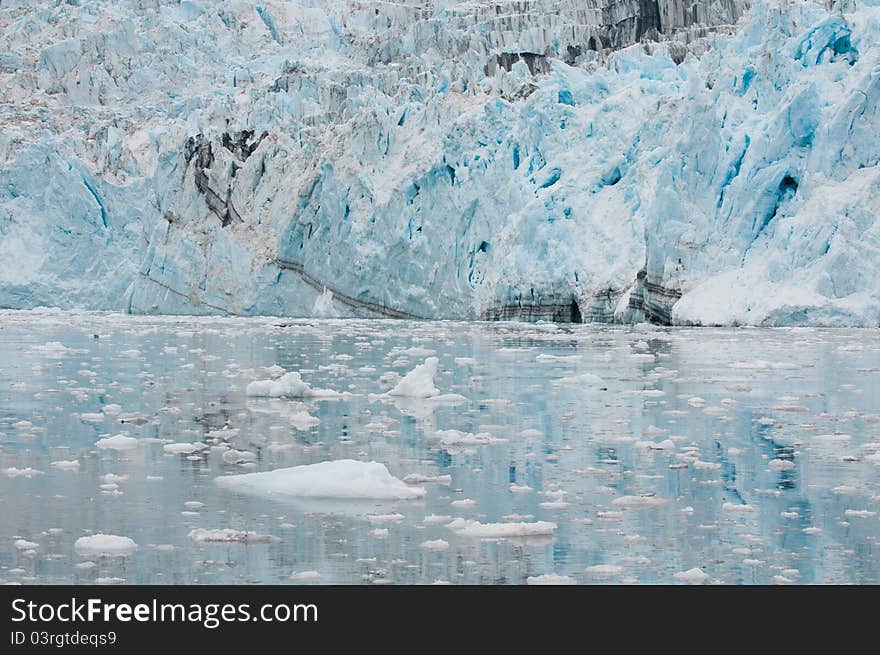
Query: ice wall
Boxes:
[{"xmin": 1, "ymin": 0, "xmax": 878, "ymax": 325}]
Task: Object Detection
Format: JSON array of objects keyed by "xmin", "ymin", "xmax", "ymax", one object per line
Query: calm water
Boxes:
[{"xmin": 1, "ymin": 311, "xmax": 878, "ymax": 584}]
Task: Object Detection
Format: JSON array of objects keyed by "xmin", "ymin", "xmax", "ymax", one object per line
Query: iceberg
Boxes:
[{"xmin": 215, "ymin": 459, "xmax": 427, "ymax": 500}]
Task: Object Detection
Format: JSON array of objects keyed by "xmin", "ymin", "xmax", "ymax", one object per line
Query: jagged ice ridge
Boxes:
[{"xmin": 1, "ymin": 0, "xmax": 878, "ymax": 326}]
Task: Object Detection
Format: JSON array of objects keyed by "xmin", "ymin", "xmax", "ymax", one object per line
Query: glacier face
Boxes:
[{"xmin": 0, "ymin": 0, "xmax": 878, "ymax": 325}]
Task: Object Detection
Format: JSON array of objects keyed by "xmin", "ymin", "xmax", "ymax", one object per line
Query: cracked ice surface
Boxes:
[
  {"xmin": 1, "ymin": 1, "xmax": 879, "ymax": 325},
  {"xmin": 1, "ymin": 311, "xmax": 879, "ymax": 584}
]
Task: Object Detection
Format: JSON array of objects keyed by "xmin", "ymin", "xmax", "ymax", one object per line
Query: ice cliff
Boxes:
[{"xmin": 1, "ymin": 0, "xmax": 879, "ymax": 326}]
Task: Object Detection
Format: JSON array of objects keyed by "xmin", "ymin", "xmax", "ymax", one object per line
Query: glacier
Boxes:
[{"xmin": 1, "ymin": 0, "xmax": 879, "ymax": 326}]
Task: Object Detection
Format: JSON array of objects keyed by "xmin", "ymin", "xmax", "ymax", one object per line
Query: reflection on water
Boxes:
[{"xmin": 1, "ymin": 311, "xmax": 878, "ymax": 584}]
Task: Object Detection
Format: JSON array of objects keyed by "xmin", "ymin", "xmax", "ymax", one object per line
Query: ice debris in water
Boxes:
[
  {"xmin": 95, "ymin": 434, "xmax": 139, "ymax": 450},
  {"xmin": 188, "ymin": 529, "xmax": 279, "ymax": 544},
  {"xmin": 215, "ymin": 460, "xmax": 426, "ymax": 500},
  {"xmin": 388, "ymin": 357, "xmax": 440, "ymax": 398},
  {"xmin": 673, "ymin": 568, "xmax": 711, "ymax": 584},
  {"xmin": 526, "ymin": 574, "xmax": 576, "ymax": 585},
  {"xmin": 74, "ymin": 534, "xmax": 138, "ymax": 556},
  {"xmin": 245, "ymin": 370, "xmax": 340, "ymax": 398},
  {"xmin": 445, "ymin": 518, "xmax": 557, "ymax": 538}
]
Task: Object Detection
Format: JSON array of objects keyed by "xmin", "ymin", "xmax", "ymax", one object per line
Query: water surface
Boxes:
[{"xmin": 1, "ymin": 312, "xmax": 878, "ymax": 584}]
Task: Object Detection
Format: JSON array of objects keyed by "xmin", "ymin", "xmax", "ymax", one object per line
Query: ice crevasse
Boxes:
[{"xmin": 1, "ymin": 0, "xmax": 879, "ymax": 326}]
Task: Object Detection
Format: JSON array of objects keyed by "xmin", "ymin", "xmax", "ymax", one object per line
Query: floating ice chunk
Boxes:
[
  {"xmin": 366, "ymin": 513, "xmax": 405, "ymax": 524},
  {"xmin": 163, "ymin": 442, "xmax": 206, "ymax": 454},
  {"xmin": 403, "ymin": 473, "xmax": 451, "ymax": 485},
  {"xmin": 722, "ymin": 502, "xmax": 755, "ymax": 514},
  {"xmin": 50, "ymin": 460, "xmax": 80, "ymax": 471},
  {"xmin": 843, "ymin": 509, "xmax": 876, "ymax": 518},
  {"xmin": 14, "ymin": 539, "xmax": 38, "ymax": 550},
  {"xmin": 290, "ymin": 570, "xmax": 322, "ymax": 580},
  {"xmin": 536, "ymin": 354, "xmax": 582, "ymax": 363},
  {"xmin": 423, "ymin": 515, "xmax": 453, "ymax": 525},
  {"xmin": 25, "ymin": 342, "xmax": 84, "ymax": 356},
  {"xmin": 527, "ymin": 574, "xmax": 576, "ymax": 585},
  {"xmin": 435, "ymin": 429, "xmax": 506, "ymax": 446},
  {"xmin": 446, "ymin": 518, "xmax": 556, "ymax": 538},
  {"xmin": 188, "ymin": 528, "xmax": 279, "ymax": 544},
  {"xmin": 246, "ymin": 371, "xmax": 340, "ymax": 398},
  {"xmin": 95, "ymin": 434, "xmax": 139, "ymax": 450},
  {"xmin": 673, "ymin": 568, "xmax": 710, "ymax": 584},
  {"xmin": 450, "ymin": 498, "xmax": 476, "ymax": 508},
  {"xmin": 74, "ymin": 534, "xmax": 138, "ymax": 556},
  {"xmin": 96, "ymin": 577, "xmax": 125, "ymax": 585},
  {"xmin": 216, "ymin": 460, "xmax": 425, "ymax": 500},
  {"xmin": 772, "ymin": 575, "xmax": 794, "ymax": 585},
  {"xmin": 554, "ymin": 373, "xmax": 605, "ymax": 387},
  {"xmin": 509, "ymin": 484, "xmax": 533, "ymax": 493},
  {"xmin": 768, "ymin": 459, "xmax": 796, "ymax": 470},
  {"xmin": 419, "ymin": 539, "xmax": 450, "ymax": 551},
  {"xmin": 222, "ymin": 449, "xmax": 257, "ymax": 464},
  {"xmin": 585, "ymin": 564, "xmax": 624, "ymax": 577},
  {"xmin": 612, "ymin": 495, "xmax": 666, "ymax": 509},
  {"xmin": 3, "ymin": 467, "xmax": 43, "ymax": 478},
  {"xmin": 454, "ymin": 357, "xmax": 477, "ymax": 366},
  {"xmin": 388, "ymin": 357, "xmax": 440, "ymax": 398}
]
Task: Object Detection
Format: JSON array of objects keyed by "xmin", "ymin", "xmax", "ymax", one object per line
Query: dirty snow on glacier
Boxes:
[{"xmin": 1, "ymin": 311, "xmax": 879, "ymax": 584}]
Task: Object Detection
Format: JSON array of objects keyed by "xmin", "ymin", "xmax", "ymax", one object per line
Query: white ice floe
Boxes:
[
  {"xmin": 527, "ymin": 574, "xmax": 576, "ymax": 585},
  {"xmin": 722, "ymin": 502, "xmax": 755, "ymax": 514},
  {"xmin": 584, "ymin": 564, "xmax": 624, "ymax": 577},
  {"xmin": 246, "ymin": 371, "xmax": 340, "ymax": 399},
  {"xmin": 536, "ymin": 354, "xmax": 582, "ymax": 363},
  {"xmin": 366, "ymin": 513, "xmax": 405, "ymax": 524},
  {"xmin": 673, "ymin": 568, "xmax": 710, "ymax": 584},
  {"xmin": 554, "ymin": 373, "xmax": 605, "ymax": 388},
  {"xmin": 216, "ymin": 460, "xmax": 426, "ymax": 500},
  {"xmin": 3, "ymin": 467, "xmax": 43, "ymax": 478},
  {"xmin": 221, "ymin": 449, "xmax": 257, "ymax": 464},
  {"xmin": 419, "ymin": 539, "xmax": 450, "ymax": 551},
  {"xmin": 843, "ymin": 509, "xmax": 876, "ymax": 518},
  {"xmin": 446, "ymin": 518, "xmax": 557, "ymax": 538},
  {"xmin": 95, "ymin": 434, "xmax": 139, "ymax": 450},
  {"xmin": 14, "ymin": 539, "xmax": 39, "ymax": 550},
  {"xmin": 611, "ymin": 495, "xmax": 667, "ymax": 509},
  {"xmin": 403, "ymin": 473, "xmax": 451, "ymax": 485},
  {"xmin": 388, "ymin": 357, "xmax": 440, "ymax": 398},
  {"xmin": 25, "ymin": 342, "xmax": 84, "ymax": 356},
  {"xmin": 163, "ymin": 442, "xmax": 206, "ymax": 454},
  {"xmin": 50, "ymin": 460, "xmax": 80, "ymax": 471},
  {"xmin": 188, "ymin": 528, "xmax": 279, "ymax": 544},
  {"xmin": 434, "ymin": 429, "xmax": 506, "ymax": 447},
  {"xmin": 74, "ymin": 534, "xmax": 138, "ymax": 556},
  {"xmin": 290, "ymin": 571, "xmax": 322, "ymax": 580}
]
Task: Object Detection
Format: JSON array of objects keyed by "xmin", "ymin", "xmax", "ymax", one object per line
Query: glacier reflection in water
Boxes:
[{"xmin": 1, "ymin": 312, "xmax": 878, "ymax": 584}]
